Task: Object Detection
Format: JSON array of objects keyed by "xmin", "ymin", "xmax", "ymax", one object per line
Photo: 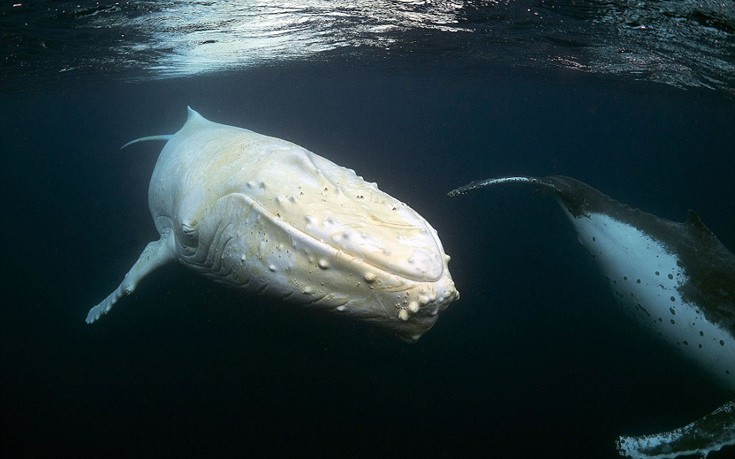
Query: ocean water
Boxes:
[{"xmin": 1, "ymin": 2, "xmax": 734, "ymax": 458}]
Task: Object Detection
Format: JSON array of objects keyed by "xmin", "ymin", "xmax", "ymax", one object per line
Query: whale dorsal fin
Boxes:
[
  {"xmin": 120, "ymin": 107, "xmax": 206, "ymax": 149},
  {"xmin": 685, "ymin": 210, "xmax": 716, "ymax": 236}
]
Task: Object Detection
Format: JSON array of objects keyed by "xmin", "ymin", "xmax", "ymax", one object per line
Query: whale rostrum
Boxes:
[
  {"xmin": 85, "ymin": 108, "xmax": 459, "ymax": 342},
  {"xmin": 449, "ymin": 175, "xmax": 734, "ymax": 459}
]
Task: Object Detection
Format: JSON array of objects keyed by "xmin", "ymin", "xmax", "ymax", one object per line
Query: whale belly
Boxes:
[{"xmin": 567, "ymin": 210, "xmax": 735, "ymax": 391}]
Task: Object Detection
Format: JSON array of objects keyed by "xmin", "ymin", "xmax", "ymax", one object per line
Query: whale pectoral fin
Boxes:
[
  {"xmin": 85, "ymin": 229, "xmax": 176, "ymax": 324},
  {"xmin": 617, "ymin": 400, "xmax": 735, "ymax": 458}
]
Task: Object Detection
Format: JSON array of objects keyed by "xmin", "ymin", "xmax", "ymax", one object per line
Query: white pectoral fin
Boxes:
[
  {"xmin": 617, "ymin": 400, "xmax": 735, "ymax": 459},
  {"xmin": 85, "ymin": 229, "xmax": 176, "ymax": 324}
]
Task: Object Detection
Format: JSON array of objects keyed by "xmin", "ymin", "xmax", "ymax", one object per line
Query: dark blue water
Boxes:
[{"xmin": 2, "ymin": 3, "xmax": 735, "ymax": 458}]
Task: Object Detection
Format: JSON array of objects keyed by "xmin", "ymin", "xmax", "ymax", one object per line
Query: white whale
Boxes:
[
  {"xmin": 86, "ymin": 107, "xmax": 459, "ymax": 342},
  {"xmin": 449, "ymin": 175, "xmax": 734, "ymax": 458}
]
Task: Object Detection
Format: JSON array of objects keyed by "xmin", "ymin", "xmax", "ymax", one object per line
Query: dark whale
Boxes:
[{"xmin": 449, "ymin": 175, "xmax": 734, "ymax": 458}]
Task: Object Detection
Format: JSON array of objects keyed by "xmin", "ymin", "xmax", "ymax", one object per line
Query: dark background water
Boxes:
[{"xmin": 2, "ymin": 59, "xmax": 734, "ymax": 458}]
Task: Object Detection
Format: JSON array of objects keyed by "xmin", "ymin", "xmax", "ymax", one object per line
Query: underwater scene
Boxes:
[{"xmin": 2, "ymin": 1, "xmax": 734, "ymax": 458}]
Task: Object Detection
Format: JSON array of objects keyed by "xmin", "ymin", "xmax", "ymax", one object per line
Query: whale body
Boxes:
[
  {"xmin": 85, "ymin": 108, "xmax": 459, "ymax": 342},
  {"xmin": 449, "ymin": 175, "xmax": 734, "ymax": 458}
]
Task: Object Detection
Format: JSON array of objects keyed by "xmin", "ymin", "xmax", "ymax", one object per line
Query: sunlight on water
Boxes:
[
  {"xmin": 93, "ymin": 0, "xmax": 468, "ymax": 78},
  {"xmin": 1, "ymin": 1, "xmax": 732, "ymax": 92}
]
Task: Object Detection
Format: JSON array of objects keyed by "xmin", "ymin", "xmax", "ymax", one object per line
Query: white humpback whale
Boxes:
[
  {"xmin": 449, "ymin": 175, "xmax": 734, "ymax": 458},
  {"xmin": 85, "ymin": 108, "xmax": 459, "ymax": 342}
]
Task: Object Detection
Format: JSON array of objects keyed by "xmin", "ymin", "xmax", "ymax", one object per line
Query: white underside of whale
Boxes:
[{"xmin": 565, "ymin": 208, "xmax": 735, "ymax": 392}]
